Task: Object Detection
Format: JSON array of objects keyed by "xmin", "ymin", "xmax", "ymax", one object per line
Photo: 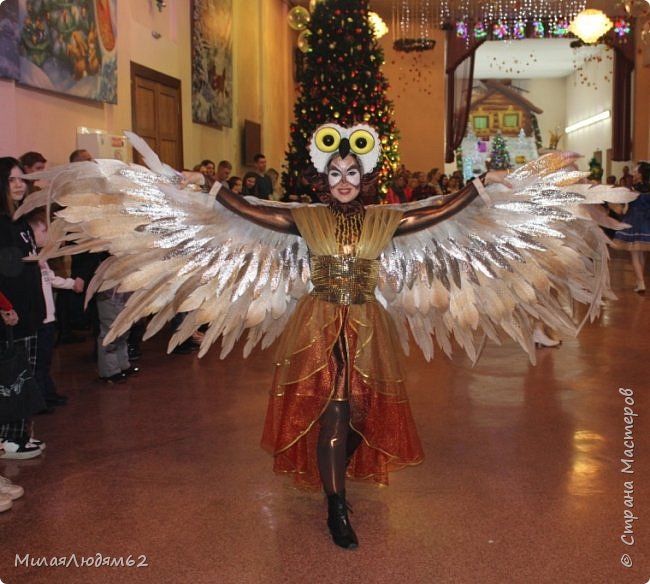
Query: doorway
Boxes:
[{"xmin": 130, "ymin": 62, "xmax": 184, "ymax": 170}]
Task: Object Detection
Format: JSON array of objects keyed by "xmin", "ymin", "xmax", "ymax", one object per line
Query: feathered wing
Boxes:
[
  {"xmin": 19, "ymin": 157, "xmax": 310, "ymax": 359},
  {"xmin": 377, "ymin": 152, "xmax": 638, "ymax": 364}
]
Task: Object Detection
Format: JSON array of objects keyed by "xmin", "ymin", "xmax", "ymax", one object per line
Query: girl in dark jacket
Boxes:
[{"xmin": 0, "ymin": 157, "xmax": 44, "ymax": 459}]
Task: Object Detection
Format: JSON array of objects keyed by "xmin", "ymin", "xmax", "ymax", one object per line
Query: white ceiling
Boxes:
[{"xmin": 473, "ymin": 38, "xmax": 608, "ymax": 79}]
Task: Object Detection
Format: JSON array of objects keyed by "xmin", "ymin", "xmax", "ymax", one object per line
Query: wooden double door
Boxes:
[{"xmin": 130, "ymin": 62, "xmax": 184, "ymax": 170}]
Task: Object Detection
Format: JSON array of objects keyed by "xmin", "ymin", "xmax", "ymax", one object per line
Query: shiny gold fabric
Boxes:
[
  {"xmin": 310, "ymin": 255, "xmax": 379, "ymax": 305},
  {"xmin": 261, "ymin": 206, "xmax": 424, "ymax": 489}
]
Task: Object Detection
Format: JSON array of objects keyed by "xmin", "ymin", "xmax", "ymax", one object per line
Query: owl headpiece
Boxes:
[{"xmin": 309, "ymin": 123, "xmax": 381, "ymax": 175}]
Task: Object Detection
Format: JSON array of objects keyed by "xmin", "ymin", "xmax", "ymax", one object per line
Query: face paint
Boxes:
[
  {"xmin": 328, "ymin": 155, "xmax": 362, "ymax": 204},
  {"xmin": 328, "ymin": 156, "xmax": 361, "ymax": 186}
]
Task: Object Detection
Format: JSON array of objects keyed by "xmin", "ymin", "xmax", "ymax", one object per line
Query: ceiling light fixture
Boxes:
[
  {"xmin": 569, "ymin": 8, "xmax": 613, "ymax": 44},
  {"xmin": 565, "ymin": 110, "xmax": 610, "ymax": 133}
]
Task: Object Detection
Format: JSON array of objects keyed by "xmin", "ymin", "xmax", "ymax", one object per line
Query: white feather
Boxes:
[{"xmin": 123, "ymin": 131, "xmax": 179, "ymax": 179}]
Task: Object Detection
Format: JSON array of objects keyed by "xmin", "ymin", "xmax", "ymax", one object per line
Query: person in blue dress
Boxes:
[{"xmin": 612, "ymin": 161, "xmax": 650, "ymax": 293}]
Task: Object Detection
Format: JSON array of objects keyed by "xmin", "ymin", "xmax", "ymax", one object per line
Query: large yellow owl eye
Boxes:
[
  {"xmin": 349, "ymin": 129, "xmax": 375, "ymax": 155},
  {"xmin": 314, "ymin": 126, "xmax": 341, "ymax": 153}
]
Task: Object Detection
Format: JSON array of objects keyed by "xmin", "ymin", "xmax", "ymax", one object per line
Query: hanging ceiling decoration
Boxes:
[
  {"xmin": 435, "ymin": 0, "xmax": 586, "ymax": 40},
  {"xmin": 398, "ymin": 1, "xmax": 634, "ymax": 44},
  {"xmin": 392, "ymin": 0, "xmax": 436, "ymax": 52}
]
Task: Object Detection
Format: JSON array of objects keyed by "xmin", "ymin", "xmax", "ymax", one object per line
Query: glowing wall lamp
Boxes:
[{"xmin": 565, "ymin": 110, "xmax": 611, "ymax": 133}]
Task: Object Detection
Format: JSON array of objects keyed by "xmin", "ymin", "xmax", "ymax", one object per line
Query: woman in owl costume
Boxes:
[{"xmin": 19, "ymin": 124, "xmax": 635, "ymax": 550}]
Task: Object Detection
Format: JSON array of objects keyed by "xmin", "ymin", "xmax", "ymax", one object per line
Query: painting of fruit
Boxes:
[{"xmin": 7, "ymin": 0, "xmax": 118, "ymax": 103}]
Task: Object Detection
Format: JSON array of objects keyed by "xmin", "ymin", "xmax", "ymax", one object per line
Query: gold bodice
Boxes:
[
  {"xmin": 310, "ymin": 254, "xmax": 379, "ymax": 305},
  {"xmin": 291, "ymin": 205, "xmax": 403, "ymax": 305}
]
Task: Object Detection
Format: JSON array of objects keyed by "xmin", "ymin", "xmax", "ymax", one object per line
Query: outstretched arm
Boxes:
[
  {"xmin": 183, "ymin": 172, "xmax": 299, "ymax": 235},
  {"xmin": 215, "ymin": 184, "xmax": 299, "ymax": 235},
  {"xmin": 394, "ymin": 171, "xmax": 510, "ymax": 236}
]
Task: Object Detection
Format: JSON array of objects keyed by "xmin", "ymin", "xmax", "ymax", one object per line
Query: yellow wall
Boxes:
[
  {"xmin": 0, "ymin": 0, "xmax": 292, "ymax": 173},
  {"xmin": 379, "ymin": 29, "xmax": 446, "ymax": 173},
  {"xmin": 634, "ymin": 21, "xmax": 650, "ymax": 162}
]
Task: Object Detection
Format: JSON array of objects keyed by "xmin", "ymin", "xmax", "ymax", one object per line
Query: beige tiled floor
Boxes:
[{"xmin": 0, "ymin": 254, "xmax": 648, "ymax": 584}]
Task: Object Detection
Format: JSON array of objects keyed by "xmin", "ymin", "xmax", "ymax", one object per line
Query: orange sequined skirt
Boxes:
[{"xmin": 260, "ymin": 295, "xmax": 424, "ymax": 489}]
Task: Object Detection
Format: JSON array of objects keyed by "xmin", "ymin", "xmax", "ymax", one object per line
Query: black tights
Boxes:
[
  {"xmin": 317, "ymin": 401, "xmax": 362, "ymax": 495},
  {"xmin": 318, "ymin": 319, "xmax": 362, "ymax": 495}
]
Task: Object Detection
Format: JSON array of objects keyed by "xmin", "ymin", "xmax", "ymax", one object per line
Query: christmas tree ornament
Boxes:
[
  {"xmin": 288, "ymin": 6, "xmax": 310, "ymax": 31},
  {"xmin": 297, "ymin": 30, "xmax": 311, "ymax": 53}
]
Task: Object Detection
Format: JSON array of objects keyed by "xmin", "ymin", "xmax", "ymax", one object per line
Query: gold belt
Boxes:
[{"xmin": 310, "ymin": 255, "xmax": 379, "ymax": 305}]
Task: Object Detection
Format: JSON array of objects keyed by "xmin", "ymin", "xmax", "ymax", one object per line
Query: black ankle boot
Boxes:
[{"xmin": 326, "ymin": 491, "xmax": 358, "ymax": 549}]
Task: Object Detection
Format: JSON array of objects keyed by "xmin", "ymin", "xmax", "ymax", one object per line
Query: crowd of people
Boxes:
[
  {"xmin": 192, "ymin": 152, "xmax": 281, "ymax": 201},
  {"xmin": 190, "ymin": 157, "xmax": 469, "ymax": 207},
  {"xmin": 385, "ymin": 167, "xmax": 465, "ymax": 204}
]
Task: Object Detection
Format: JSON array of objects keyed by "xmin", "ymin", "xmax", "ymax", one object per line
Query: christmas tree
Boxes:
[
  {"xmin": 489, "ymin": 131, "xmax": 512, "ymax": 170},
  {"xmin": 282, "ymin": 0, "xmax": 399, "ymax": 201},
  {"xmin": 588, "ymin": 157, "xmax": 603, "ymax": 182}
]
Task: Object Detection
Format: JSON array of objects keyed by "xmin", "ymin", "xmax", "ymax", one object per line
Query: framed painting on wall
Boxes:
[
  {"xmin": 191, "ymin": 0, "xmax": 233, "ymax": 128},
  {"xmin": 0, "ymin": 0, "xmax": 118, "ymax": 103},
  {"xmin": 0, "ymin": 1, "xmax": 20, "ymax": 80}
]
